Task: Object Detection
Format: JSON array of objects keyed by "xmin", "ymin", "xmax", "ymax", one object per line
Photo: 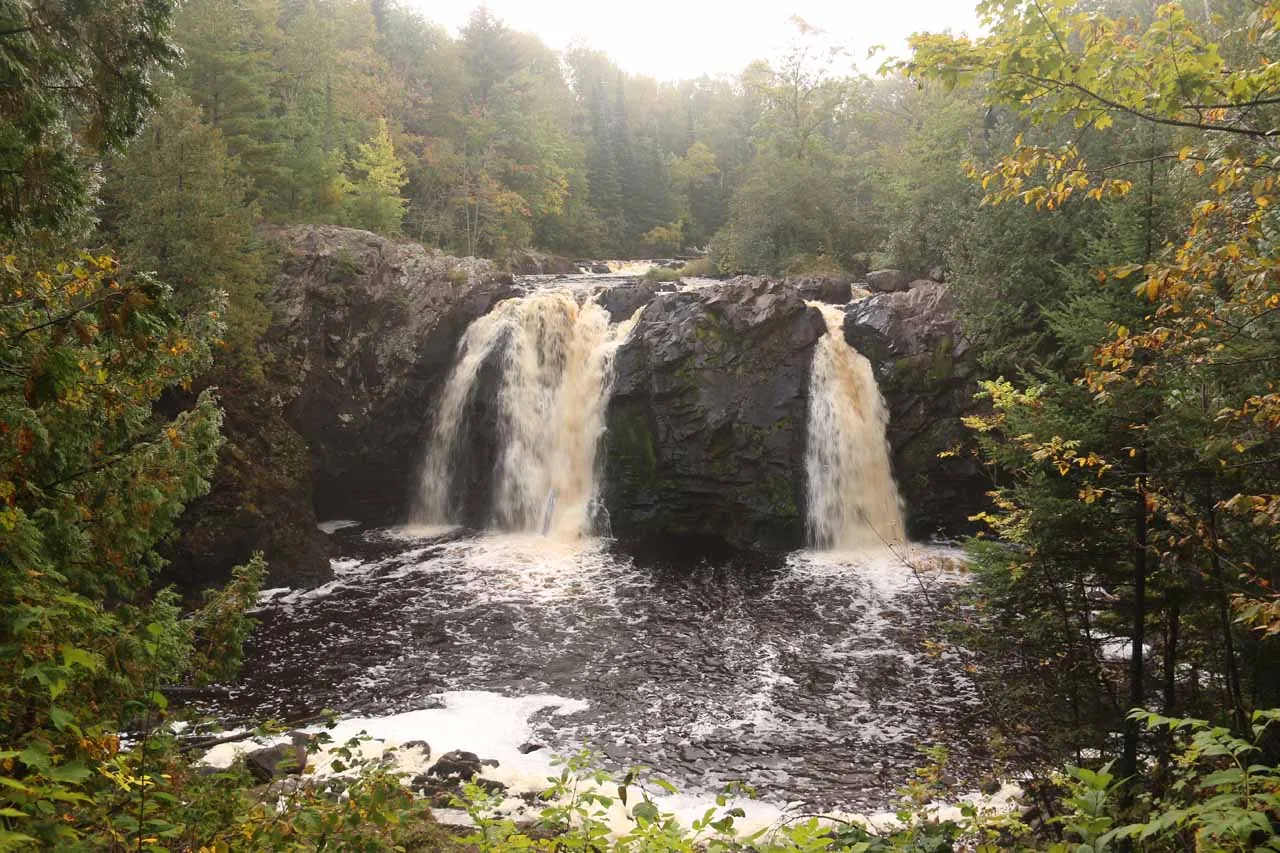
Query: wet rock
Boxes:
[
  {"xmin": 245, "ymin": 732, "xmax": 310, "ymax": 783},
  {"xmin": 843, "ymin": 282, "xmax": 986, "ymax": 537},
  {"xmin": 604, "ymin": 276, "xmax": 826, "ymax": 552},
  {"xmin": 504, "ymin": 251, "xmax": 576, "ymax": 275},
  {"xmin": 517, "ymin": 742, "xmax": 545, "ymax": 754},
  {"xmin": 596, "ymin": 280, "xmax": 663, "ymax": 322},
  {"xmin": 428, "ymin": 749, "xmax": 486, "ymax": 782},
  {"xmin": 865, "ymin": 269, "xmax": 912, "ymax": 292}
]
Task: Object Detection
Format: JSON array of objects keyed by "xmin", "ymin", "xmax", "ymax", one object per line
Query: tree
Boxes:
[
  {"xmin": 104, "ymin": 94, "xmax": 269, "ymax": 356},
  {"xmin": 0, "ymin": 0, "xmax": 178, "ymax": 239},
  {"xmin": 341, "ymin": 117, "xmax": 409, "ymax": 235},
  {"xmin": 905, "ymin": 0, "xmax": 1280, "ymax": 784}
]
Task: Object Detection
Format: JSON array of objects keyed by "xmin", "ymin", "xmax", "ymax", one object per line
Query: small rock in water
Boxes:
[
  {"xmin": 400, "ymin": 739, "xmax": 432, "ymax": 758},
  {"xmin": 428, "ymin": 749, "xmax": 484, "ymax": 782},
  {"xmin": 517, "ymin": 741, "xmax": 545, "ymax": 754},
  {"xmin": 244, "ymin": 731, "xmax": 309, "ymax": 783}
]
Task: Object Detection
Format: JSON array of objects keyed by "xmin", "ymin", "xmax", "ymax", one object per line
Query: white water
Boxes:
[
  {"xmin": 804, "ymin": 303, "xmax": 906, "ymax": 551},
  {"xmin": 413, "ymin": 291, "xmax": 638, "ymax": 539}
]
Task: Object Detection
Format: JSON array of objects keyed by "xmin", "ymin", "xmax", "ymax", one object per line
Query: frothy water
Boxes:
[
  {"xmin": 198, "ymin": 528, "xmax": 985, "ymax": 812},
  {"xmin": 413, "ymin": 291, "xmax": 637, "ymax": 538},
  {"xmin": 805, "ymin": 303, "xmax": 906, "ymax": 551}
]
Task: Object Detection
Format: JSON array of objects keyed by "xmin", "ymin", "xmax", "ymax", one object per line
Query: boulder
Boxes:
[
  {"xmin": 604, "ymin": 276, "xmax": 826, "ymax": 551},
  {"xmin": 789, "ymin": 275, "xmax": 854, "ymax": 304},
  {"xmin": 843, "ymin": 282, "xmax": 987, "ymax": 537},
  {"xmin": 929, "ymin": 266, "xmax": 946, "ymax": 283},
  {"xmin": 427, "ymin": 749, "xmax": 484, "ymax": 782},
  {"xmin": 264, "ymin": 226, "xmax": 516, "ymax": 523},
  {"xmin": 865, "ymin": 269, "xmax": 912, "ymax": 293},
  {"xmin": 595, "ymin": 280, "xmax": 664, "ymax": 323}
]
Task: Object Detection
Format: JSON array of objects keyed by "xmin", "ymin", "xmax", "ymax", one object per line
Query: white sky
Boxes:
[{"xmin": 412, "ymin": 0, "xmax": 982, "ymax": 81}]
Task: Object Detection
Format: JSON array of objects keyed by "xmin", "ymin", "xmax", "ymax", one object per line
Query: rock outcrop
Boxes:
[
  {"xmin": 170, "ymin": 226, "xmax": 515, "ymax": 591},
  {"xmin": 843, "ymin": 282, "xmax": 987, "ymax": 537},
  {"xmin": 265, "ymin": 226, "xmax": 516, "ymax": 523},
  {"xmin": 604, "ymin": 277, "xmax": 826, "ymax": 551}
]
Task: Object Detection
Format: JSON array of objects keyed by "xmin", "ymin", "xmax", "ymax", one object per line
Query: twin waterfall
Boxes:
[
  {"xmin": 413, "ymin": 291, "xmax": 636, "ymax": 539},
  {"xmin": 804, "ymin": 304, "xmax": 906, "ymax": 551},
  {"xmin": 413, "ymin": 287, "xmax": 904, "ymax": 552}
]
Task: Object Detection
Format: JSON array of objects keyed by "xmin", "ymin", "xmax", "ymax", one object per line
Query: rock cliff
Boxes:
[
  {"xmin": 603, "ymin": 278, "xmax": 826, "ymax": 551},
  {"xmin": 843, "ymin": 282, "xmax": 987, "ymax": 537},
  {"xmin": 265, "ymin": 226, "xmax": 515, "ymax": 523}
]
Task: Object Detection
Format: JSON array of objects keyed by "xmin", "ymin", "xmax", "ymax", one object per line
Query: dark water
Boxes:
[{"xmin": 198, "ymin": 525, "xmax": 988, "ymax": 812}]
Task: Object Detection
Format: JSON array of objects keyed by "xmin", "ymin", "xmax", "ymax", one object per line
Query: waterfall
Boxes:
[
  {"xmin": 805, "ymin": 303, "xmax": 907, "ymax": 551},
  {"xmin": 413, "ymin": 290, "xmax": 638, "ymax": 539}
]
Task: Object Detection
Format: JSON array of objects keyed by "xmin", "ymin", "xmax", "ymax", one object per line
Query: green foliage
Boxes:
[
  {"xmin": 104, "ymin": 93, "xmax": 270, "ymax": 358},
  {"xmin": 642, "ymin": 266, "xmax": 683, "ymax": 283},
  {"xmin": 341, "ymin": 118, "xmax": 410, "ymax": 235},
  {"xmin": 0, "ymin": 252, "xmax": 235, "ymax": 845},
  {"xmin": 0, "ymin": 0, "xmax": 178, "ymax": 240}
]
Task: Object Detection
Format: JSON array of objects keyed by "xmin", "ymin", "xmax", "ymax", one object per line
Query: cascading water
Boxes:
[
  {"xmin": 804, "ymin": 303, "xmax": 907, "ymax": 551},
  {"xmin": 412, "ymin": 290, "xmax": 637, "ymax": 539}
]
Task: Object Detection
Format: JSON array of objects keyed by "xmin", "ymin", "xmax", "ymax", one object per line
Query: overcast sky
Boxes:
[{"xmin": 412, "ymin": 1, "xmax": 982, "ymax": 81}]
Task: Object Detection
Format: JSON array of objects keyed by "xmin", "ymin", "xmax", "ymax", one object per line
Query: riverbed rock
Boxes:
[
  {"xmin": 790, "ymin": 275, "xmax": 854, "ymax": 304},
  {"xmin": 843, "ymin": 282, "xmax": 987, "ymax": 537},
  {"xmin": 604, "ymin": 276, "xmax": 826, "ymax": 551},
  {"xmin": 265, "ymin": 226, "xmax": 516, "ymax": 523}
]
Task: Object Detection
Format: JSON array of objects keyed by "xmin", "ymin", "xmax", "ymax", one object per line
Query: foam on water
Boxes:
[{"xmin": 199, "ymin": 529, "xmax": 985, "ymax": 813}]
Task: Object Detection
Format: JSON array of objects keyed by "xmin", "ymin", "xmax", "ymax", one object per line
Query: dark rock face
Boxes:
[
  {"xmin": 604, "ymin": 277, "xmax": 826, "ymax": 551},
  {"xmin": 789, "ymin": 275, "xmax": 854, "ymax": 304},
  {"xmin": 843, "ymin": 282, "xmax": 987, "ymax": 537},
  {"xmin": 265, "ymin": 226, "xmax": 516, "ymax": 523},
  {"xmin": 163, "ymin": 367, "xmax": 332, "ymax": 591}
]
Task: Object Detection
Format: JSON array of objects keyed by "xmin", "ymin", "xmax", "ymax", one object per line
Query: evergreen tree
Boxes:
[{"xmin": 105, "ymin": 94, "xmax": 269, "ymax": 355}]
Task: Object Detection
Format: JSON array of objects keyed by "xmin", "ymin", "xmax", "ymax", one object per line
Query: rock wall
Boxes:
[
  {"xmin": 169, "ymin": 227, "xmax": 514, "ymax": 590},
  {"xmin": 265, "ymin": 226, "xmax": 516, "ymax": 523},
  {"xmin": 843, "ymin": 282, "xmax": 987, "ymax": 538},
  {"xmin": 603, "ymin": 278, "xmax": 826, "ymax": 551}
]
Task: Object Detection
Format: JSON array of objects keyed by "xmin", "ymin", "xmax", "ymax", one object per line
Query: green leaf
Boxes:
[
  {"xmin": 47, "ymin": 761, "xmax": 91, "ymax": 784},
  {"xmin": 59, "ymin": 644, "xmax": 101, "ymax": 672}
]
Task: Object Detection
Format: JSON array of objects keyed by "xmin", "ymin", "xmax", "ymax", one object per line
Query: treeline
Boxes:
[{"xmin": 103, "ymin": 0, "xmax": 986, "ymax": 272}]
